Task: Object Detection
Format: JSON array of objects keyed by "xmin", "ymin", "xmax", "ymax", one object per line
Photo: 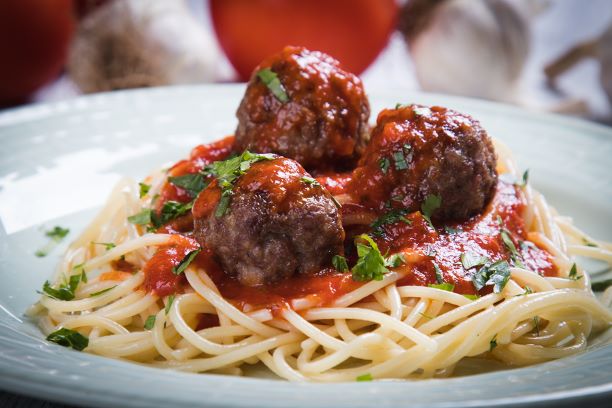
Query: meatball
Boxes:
[
  {"xmin": 193, "ymin": 156, "xmax": 345, "ymax": 286},
  {"xmin": 235, "ymin": 46, "xmax": 370, "ymax": 171},
  {"xmin": 350, "ymin": 105, "xmax": 497, "ymax": 221}
]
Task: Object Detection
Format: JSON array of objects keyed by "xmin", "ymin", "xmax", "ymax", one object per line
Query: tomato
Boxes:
[
  {"xmin": 209, "ymin": 0, "xmax": 398, "ymax": 80},
  {"xmin": 0, "ymin": 0, "xmax": 75, "ymax": 106}
]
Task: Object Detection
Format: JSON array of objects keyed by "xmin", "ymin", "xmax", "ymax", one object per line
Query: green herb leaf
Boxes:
[
  {"xmin": 144, "ymin": 315, "xmax": 156, "ymax": 330},
  {"xmin": 165, "ymin": 295, "xmax": 175, "ymax": 315},
  {"xmin": 370, "ymin": 208, "xmax": 412, "ymax": 237},
  {"xmin": 379, "ymin": 157, "xmax": 390, "ymax": 174},
  {"xmin": 173, "ymin": 249, "xmax": 201, "ymax": 276},
  {"xmin": 533, "ymin": 316, "xmax": 540, "ymax": 336},
  {"xmin": 169, "ymin": 173, "xmax": 208, "ymax": 197},
  {"xmin": 472, "ymin": 260, "xmax": 511, "ymax": 293},
  {"xmin": 215, "ymin": 192, "xmax": 232, "ymax": 218},
  {"xmin": 433, "ymin": 262, "xmax": 444, "ymax": 284},
  {"xmin": 582, "ymin": 238, "xmax": 598, "ymax": 248},
  {"xmin": 73, "ymin": 263, "xmax": 87, "ymax": 283},
  {"xmin": 489, "ymin": 335, "xmax": 498, "ymax": 352},
  {"xmin": 461, "ymin": 253, "xmax": 490, "ymax": 270},
  {"xmin": 444, "ymin": 226, "xmax": 462, "ymax": 234},
  {"xmin": 41, "ymin": 274, "xmax": 82, "ymax": 301},
  {"xmin": 46, "ymin": 328, "xmax": 89, "ymax": 351},
  {"xmin": 93, "ymin": 242, "xmax": 116, "ymax": 251},
  {"xmin": 500, "ymin": 228, "xmax": 524, "ymax": 268},
  {"xmin": 499, "ymin": 170, "xmax": 529, "ymax": 187},
  {"xmin": 158, "ymin": 201, "xmax": 193, "ymax": 225},
  {"xmin": 392, "ymin": 144, "xmax": 412, "ymax": 171},
  {"xmin": 332, "ymin": 255, "xmax": 349, "ymax": 272},
  {"xmin": 463, "ymin": 294, "xmax": 480, "ymax": 300},
  {"xmin": 428, "ymin": 282, "xmax": 455, "ymax": 292},
  {"xmin": 421, "ymin": 194, "xmax": 441, "ymax": 229},
  {"xmin": 35, "ymin": 226, "xmax": 70, "ymax": 257},
  {"xmin": 89, "ymin": 286, "xmax": 117, "ymax": 297},
  {"xmin": 351, "ymin": 235, "xmax": 390, "ymax": 282},
  {"xmin": 128, "ymin": 209, "xmax": 152, "ymax": 225},
  {"xmin": 139, "ymin": 182, "xmax": 151, "ymax": 198},
  {"xmin": 300, "ymin": 176, "xmax": 320, "ymax": 187},
  {"xmin": 385, "ymin": 253, "xmax": 406, "ymax": 268},
  {"xmin": 356, "ymin": 373, "xmax": 373, "ymax": 382},
  {"xmin": 568, "ymin": 263, "xmax": 582, "ymax": 281},
  {"xmin": 257, "ymin": 68, "xmax": 289, "ymax": 103},
  {"xmin": 592, "ymin": 279, "xmax": 612, "ymax": 292}
]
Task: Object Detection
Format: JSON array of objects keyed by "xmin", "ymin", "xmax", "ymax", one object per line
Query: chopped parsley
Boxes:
[
  {"xmin": 144, "ymin": 315, "xmax": 156, "ymax": 330},
  {"xmin": 257, "ymin": 68, "xmax": 289, "ymax": 103},
  {"xmin": 35, "ymin": 226, "xmax": 70, "ymax": 257},
  {"xmin": 173, "ymin": 249, "xmax": 201, "ymax": 275},
  {"xmin": 392, "ymin": 144, "xmax": 412, "ymax": 170},
  {"xmin": 300, "ymin": 176, "xmax": 320, "ymax": 186},
  {"xmin": 489, "ymin": 335, "xmax": 498, "ymax": 351},
  {"xmin": 471, "ymin": 260, "xmax": 511, "ymax": 293},
  {"xmin": 379, "ymin": 157, "xmax": 390, "ymax": 174},
  {"xmin": 461, "ymin": 253, "xmax": 490, "ymax": 270},
  {"xmin": 428, "ymin": 282, "xmax": 455, "ymax": 292},
  {"xmin": 582, "ymin": 238, "xmax": 598, "ymax": 247},
  {"xmin": 73, "ymin": 263, "xmax": 87, "ymax": 283},
  {"xmin": 433, "ymin": 262, "xmax": 444, "ymax": 284},
  {"xmin": 463, "ymin": 294, "xmax": 480, "ymax": 300},
  {"xmin": 169, "ymin": 173, "xmax": 208, "ymax": 197},
  {"xmin": 139, "ymin": 182, "xmax": 151, "ymax": 198},
  {"xmin": 351, "ymin": 235, "xmax": 404, "ymax": 282},
  {"xmin": 532, "ymin": 316, "xmax": 540, "ymax": 336},
  {"xmin": 89, "ymin": 286, "xmax": 116, "ymax": 297},
  {"xmin": 207, "ymin": 150, "xmax": 276, "ymax": 217},
  {"xmin": 421, "ymin": 194, "xmax": 441, "ymax": 229},
  {"xmin": 568, "ymin": 263, "xmax": 582, "ymax": 281},
  {"xmin": 592, "ymin": 279, "xmax": 612, "ymax": 292},
  {"xmin": 41, "ymin": 274, "xmax": 82, "ymax": 301},
  {"xmin": 370, "ymin": 208, "xmax": 411, "ymax": 237},
  {"xmin": 157, "ymin": 200, "xmax": 194, "ymax": 225},
  {"xmin": 46, "ymin": 328, "xmax": 89, "ymax": 351},
  {"xmin": 165, "ymin": 295, "xmax": 175, "ymax": 315},
  {"xmin": 356, "ymin": 373, "xmax": 373, "ymax": 382},
  {"xmin": 499, "ymin": 169, "xmax": 529, "ymax": 187},
  {"xmin": 332, "ymin": 255, "xmax": 349, "ymax": 272},
  {"xmin": 127, "ymin": 209, "xmax": 152, "ymax": 225},
  {"xmin": 500, "ymin": 228, "xmax": 524, "ymax": 268},
  {"xmin": 93, "ymin": 242, "xmax": 116, "ymax": 251}
]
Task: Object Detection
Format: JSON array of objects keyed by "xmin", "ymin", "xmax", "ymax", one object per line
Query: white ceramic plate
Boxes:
[{"xmin": 0, "ymin": 85, "xmax": 610, "ymax": 408}]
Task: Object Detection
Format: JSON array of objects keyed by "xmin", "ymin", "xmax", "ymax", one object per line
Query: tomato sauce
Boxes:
[{"xmin": 143, "ymin": 139, "xmax": 557, "ymax": 310}]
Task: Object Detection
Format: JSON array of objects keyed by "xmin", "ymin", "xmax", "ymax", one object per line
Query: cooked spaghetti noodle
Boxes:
[{"xmin": 29, "ymin": 138, "xmax": 612, "ymax": 381}]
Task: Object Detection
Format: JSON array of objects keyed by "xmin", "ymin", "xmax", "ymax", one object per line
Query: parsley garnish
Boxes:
[
  {"xmin": 471, "ymin": 260, "xmax": 511, "ymax": 293},
  {"xmin": 379, "ymin": 157, "xmax": 390, "ymax": 174},
  {"xmin": 207, "ymin": 150, "xmax": 276, "ymax": 217},
  {"xmin": 157, "ymin": 201, "xmax": 193, "ymax": 225},
  {"xmin": 568, "ymin": 263, "xmax": 581, "ymax": 281},
  {"xmin": 433, "ymin": 262, "xmax": 444, "ymax": 284},
  {"xmin": 463, "ymin": 294, "xmax": 480, "ymax": 300},
  {"xmin": 370, "ymin": 208, "xmax": 411, "ymax": 237},
  {"xmin": 173, "ymin": 249, "xmax": 201, "ymax": 275},
  {"xmin": 332, "ymin": 255, "xmax": 349, "ymax": 272},
  {"xmin": 35, "ymin": 226, "xmax": 70, "ymax": 257},
  {"xmin": 500, "ymin": 228, "xmax": 524, "ymax": 268},
  {"xmin": 165, "ymin": 295, "xmax": 175, "ymax": 315},
  {"xmin": 41, "ymin": 274, "xmax": 82, "ymax": 301},
  {"xmin": 139, "ymin": 182, "xmax": 151, "ymax": 198},
  {"xmin": 582, "ymin": 238, "xmax": 598, "ymax": 247},
  {"xmin": 144, "ymin": 315, "xmax": 156, "ymax": 330},
  {"xmin": 499, "ymin": 170, "xmax": 529, "ymax": 187},
  {"xmin": 351, "ymin": 235, "xmax": 403, "ymax": 282},
  {"xmin": 392, "ymin": 144, "xmax": 412, "ymax": 170},
  {"xmin": 73, "ymin": 263, "xmax": 87, "ymax": 283},
  {"xmin": 421, "ymin": 194, "xmax": 441, "ymax": 229},
  {"xmin": 592, "ymin": 279, "xmax": 612, "ymax": 292},
  {"xmin": 89, "ymin": 286, "xmax": 117, "ymax": 297},
  {"xmin": 428, "ymin": 282, "xmax": 454, "ymax": 292},
  {"xmin": 489, "ymin": 335, "xmax": 498, "ymax": 352},
  {"xmin": 46, "ymin": 328, "xmax": 89, "ymax": 351},
  {"xmin": 257, "ymin": 68, "xmax": 289, "ymax": 103},
  {"xmin": 461, "ymin": 253, "xmax": 490, "ymax": 270},
  {"xmin": 169, "ymin": 173, "xmax": 208, "ymax": 198},
  {"xmin": 93, "ymin": 242, "xmax": 116, "ymax": 251},
  {"xmin": 300, "ymin": 176, "xmax": 320, "ymax": 186},
  {"xmin": 127, "ymin": 209, "xmax": 152, "ymax": 225},
  {"xmin": 356, "ymin": 373, "xmax": 373, "ymax": 382},
  {"xmin": 532, "ymin": 316, "xmax": 540, "ymax": 336}
]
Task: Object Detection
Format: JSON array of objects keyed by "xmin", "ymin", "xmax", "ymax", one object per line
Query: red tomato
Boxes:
[
  {"xmin": 0, "ymin": 0, "xmax": 75, "ymax": 106},
  {"xmin": 209, "ymin": 0, "xmax": 398, "ymax": 80}
]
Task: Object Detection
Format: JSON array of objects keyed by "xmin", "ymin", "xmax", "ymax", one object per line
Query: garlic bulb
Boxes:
[
  {"xmin": 68, "ymin": 0, "xmax": 218, "ymax": 93},
  {"xmin": 399, "ymin": 0, "xmax": 531, "ymax": 102}
]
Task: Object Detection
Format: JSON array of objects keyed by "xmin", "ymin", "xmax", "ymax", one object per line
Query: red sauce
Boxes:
[
  {"xmin": 143, "ymin": 235, "xmax": 200, "ymax": 297},
  {"xmin": 144, "ymin": 140, "xmax": 558, "ymax": 307}
]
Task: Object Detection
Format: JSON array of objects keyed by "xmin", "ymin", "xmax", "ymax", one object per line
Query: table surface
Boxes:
[{"xmin": 1, "ymin": 1, "xmax": 611, "ymax": 407}]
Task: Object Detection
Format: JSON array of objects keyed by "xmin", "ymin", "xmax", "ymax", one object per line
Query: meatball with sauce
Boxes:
[
  {"xmin": 235, "ymin": 46, "xmax": 370, "ymax": 171},
  {"xmin": 350, "ymin": 105, "xmax": 497, "ymax": 221},
  {"xmin": 193, "ymin": 156, "xmax": 345, "ymax": 286}
]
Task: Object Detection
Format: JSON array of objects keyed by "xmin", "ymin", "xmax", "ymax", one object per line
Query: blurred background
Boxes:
[{"xmin": 1, "ymin": 0, "xmax": 611, "ymax": 123}]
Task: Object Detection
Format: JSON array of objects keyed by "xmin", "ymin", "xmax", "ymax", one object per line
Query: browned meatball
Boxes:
[
  {"xmin": 193, "ymin": 156, "xmax": 344, "ymax": 286},
  {"xmin": 235, "ymin": 46, "xmax": 370, "ymax": 171},
  {"xmin": 350, "ymin": 105, "xmax": 497, "ymax": 221}
]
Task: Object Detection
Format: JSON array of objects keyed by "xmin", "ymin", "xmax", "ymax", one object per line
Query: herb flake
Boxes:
[
  {"xmin": 332, "ymin": 255, "xmax": 349, "ymax": 272},
  {"xmin": 46, "ymin": 328, "xmax": 88, "ymax": 351},
  {"xmin": 421, "ymin": 194, "xmax": 441, "ymax": 229},
  {"xmin": 257, "ymin": 68, "xmax": 289, "ymax": 103},
  {"xmin": 173, "ymin": 249, "xmax": 201, "ymax": 276}
]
